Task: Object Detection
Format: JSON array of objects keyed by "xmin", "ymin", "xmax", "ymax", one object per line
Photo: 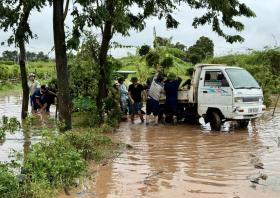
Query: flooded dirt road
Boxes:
[
  {"xmin": 81, "ymin": 116, "xmax": 280, "ymax": 198},
  {"xmin": 1, "ymin": 93, "xmax": 280, "ymax": 198}
]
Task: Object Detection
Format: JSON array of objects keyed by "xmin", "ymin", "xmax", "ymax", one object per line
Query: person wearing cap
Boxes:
[
  {"xmin": 128, "ymin": 77, "xmax": 146, "ymax": 123},
  {"xmin": 146, "ymin": 73, "xmax": 164, "ymax": 125},
  {"xmin": 28, "ymin": 73, "xmax": 40, "ymax": 109},
  {"xmin": 164, "ymin": 72, "xmax": 182, "ymax": 123},
  {"xmin": 118, "ymin": 77, "xmax": 129, "ymax": 119}
]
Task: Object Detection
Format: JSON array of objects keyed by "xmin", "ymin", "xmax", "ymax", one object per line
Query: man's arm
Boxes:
[
  {"xmin": 128, "ymin": 91, "xmax": 134, "ymax": 104},
  {"xmin": 128, "ymin": 85, "xmax": 134, "ymax": 104},
  {"xmin": 142, "ymin": 88, "xmax": 147, "ymax": 101},
  {"xmin": 35, "ymin": 97, "xmax": 43, "ymax": 108}
]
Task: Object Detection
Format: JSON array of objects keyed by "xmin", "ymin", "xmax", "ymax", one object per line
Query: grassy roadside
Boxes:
[
  {"xmin": 0, "ymin": 110, "xmax": 123, "ymax": 198},
  {"xmin": 0, "ymin": 82, "xmax": 21, "ymax": 92}
]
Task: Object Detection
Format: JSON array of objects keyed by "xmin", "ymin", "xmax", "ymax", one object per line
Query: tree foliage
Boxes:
[
  {"xmin": 146, "ymin": 51, "xmax": 160, "ymax": 68},
  {"xmin": 139, "ymin": 45, "xmax": 151, "ymax": 56},
  {"xmin": 161, "ymin": 56, "xmax": 173, "ymax": 69},
  {"xmin": 0, "ymin": 0, "xmax": 47, "ymax": 46},
  {"xmin": 1, "ymin": 50, "xmax": 18, "ymax": 62},
  {"xmin": 188, "ymin": 36, "xmax": 214, "ymax": 64}
]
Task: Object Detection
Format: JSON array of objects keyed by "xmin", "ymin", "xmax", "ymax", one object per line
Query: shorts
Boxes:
[
  {"xmin": 130, "ymin": 102, "xmax": 142, "ymax": 114},
  {"xmin": 120, "ymin": 98, "xmax": 128, "ymax": 114},
  {"xmin": 146, "ymin": 98, "xmax": 160, "ymax": 116}
]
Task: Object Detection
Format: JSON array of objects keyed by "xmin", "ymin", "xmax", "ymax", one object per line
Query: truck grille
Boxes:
[{"xmin": 243, "ymin": 97, "xmax": 260, "ymax": 102}]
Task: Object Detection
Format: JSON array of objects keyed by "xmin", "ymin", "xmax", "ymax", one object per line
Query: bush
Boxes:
[
  {"xmin": 64, "ymin": 129, "xmax": 112, "ymax": 161},
  {"xmin": 0, "ymin": 164, "xmax": 19, "ymax": 198},
  {"xmin": 22, "ymin": 135, "xmax": 87, "ymax": 191}
]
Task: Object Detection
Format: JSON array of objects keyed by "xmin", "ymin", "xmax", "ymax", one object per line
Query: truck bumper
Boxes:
[{"xmin": 230, "ymin": 105, "xmax": 264, "ymax": 120}]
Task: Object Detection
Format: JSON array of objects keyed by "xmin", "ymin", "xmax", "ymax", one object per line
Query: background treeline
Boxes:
[
  {"xmin": 118, "ymin": 35, "xmax": 280, "ymax": 106},
  {"xmin": 0, "ymin": 50, "xmax": 49, "ymax": 62},
  {"xmin": 1, "ymin": 34, "xmax": 279, "ymax": 107},
  {"xmin": 0, "ymin": 50, "xmax": 53, "ymax": 81}
]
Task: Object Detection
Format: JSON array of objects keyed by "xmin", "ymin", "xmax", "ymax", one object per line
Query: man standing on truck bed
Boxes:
[{"xmin": 164, "ymin": 73, "xmax": 182, "ymax": 123}]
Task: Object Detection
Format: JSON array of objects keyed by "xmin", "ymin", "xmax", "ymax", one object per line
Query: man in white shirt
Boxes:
[
  {"xmin": 146, "ymin": 73, "xmax": 164, "ymax": 125},
  {"xmin": 28, "ymin": 73, "xmax": 40, "ymax": 109}
]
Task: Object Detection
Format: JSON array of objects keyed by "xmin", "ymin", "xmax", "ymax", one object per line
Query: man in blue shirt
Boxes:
[{"xmin": 164, "ymin": 73, "xmax": 182, "ymax": 123}]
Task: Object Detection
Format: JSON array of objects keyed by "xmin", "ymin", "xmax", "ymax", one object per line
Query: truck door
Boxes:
[{"xmin": 198, "ymin": 69, "xmax": 233, "ymax": 117}]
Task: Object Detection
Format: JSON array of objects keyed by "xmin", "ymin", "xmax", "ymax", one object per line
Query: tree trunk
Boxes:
[
  {"xmin": 53, "ymin": 0, "xmax": 72, "ymax": 131},
  {"xmin": 96, "ymin": 0, "xmax": 114, "ymax": 123},
  {"xmin": 18, "ymin": 40, "xmax": 29, "ymax": 119},
  {"xmin": 96, "ymin": 21, "xmax": 113, "ymax": 122}
]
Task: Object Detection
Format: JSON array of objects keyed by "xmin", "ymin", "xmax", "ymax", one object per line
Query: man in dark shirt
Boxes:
[
  {"xmin": 164, "ymin": 73, "xmax": 182, "ymax": 123},
  {"xmin": 128, "ymin": 77, "xmax": 146, "ymax": 123},
  {"xmin": 31, "ymin": 85, "xmax": 56, "ymax": 113}
]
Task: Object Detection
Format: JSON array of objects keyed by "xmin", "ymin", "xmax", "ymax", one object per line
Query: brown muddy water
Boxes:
[{"xmin": 1, "ymin": 93, "xmax": 280, "ymax": 198}]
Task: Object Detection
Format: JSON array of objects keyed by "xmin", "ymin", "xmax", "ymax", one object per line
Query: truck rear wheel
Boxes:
[
  {"xmin": 238, "ymin": 120, "xmax": 249, "ymax": 128},
  {"xmin": 209, "ymin": 111, "xmax": 222, "ymax": 131}
]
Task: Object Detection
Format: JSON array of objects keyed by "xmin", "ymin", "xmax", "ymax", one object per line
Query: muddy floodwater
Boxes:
[{"xmin": 1, "ymin": 93, "xmax": 280, "ymax": 198}]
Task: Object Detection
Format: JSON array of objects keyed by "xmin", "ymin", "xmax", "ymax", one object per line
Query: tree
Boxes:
[
  {"xmin": 0, "ymin": 0, "xmax": 46, "ymax": 119},
  {"xmin": 187, "ymin": 36, "xmax": 214, "ymax": 64},
  {"xmin": 139, "ymin": 45, "xmax": 150, "ymax": 56},
  {"xmin": 161, "ymin": 56, "xmax": 173, "ymax": 69},
  {"xmin": 36, "ymin": 51, "xmax": 49, "ymax": 61},
  {"xmin": 146, "ymin": 51, "xmax": 160, "ymax": 68},
  {"xmin": 26, "ymin": 51, "xmax": 37, "ymax": 61},
  {"xmin": 194, "ymin": 36, "xmax": 214, "ymax": 58},
  {"xmin": 2, "ymin": 50, "xmax": 18, "ymax": 62},
  {"xmin": 70, "ymin": 0, "xmax": 185, "ymax": 121},
  {"xmin": 70, "ymin": 0, "xmax": 255, "ymax": 122},
  {"xmin": 153, "ymin": 36, "xmax": 173, "ymax": 48},
  {"xmin": 265, "ymin": 49, "xmax": 280, "ymax": 76},
  {"xmin": 53, "ymin": 0, "xmax": 72, "ymax": 131},
  {"xmin": 174, "ymin": 42, "xmax": 187, "ymax": 51}
]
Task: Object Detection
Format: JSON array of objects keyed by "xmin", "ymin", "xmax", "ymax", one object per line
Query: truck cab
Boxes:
[
  {"xmin": 160, "ymin": 64, "xmax": 264, "ymax": 130},
  {"xmin": 196, "ymin": 64, "xmax": 263, "ymax": 130}
]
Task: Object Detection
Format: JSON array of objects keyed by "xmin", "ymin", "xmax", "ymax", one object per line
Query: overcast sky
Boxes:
[{"xmin": 0, "ymin": 0, "xmax": 280, "ymax": 58}]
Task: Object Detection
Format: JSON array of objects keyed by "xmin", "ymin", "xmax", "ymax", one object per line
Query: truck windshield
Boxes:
[{"xmin": 225, "ymin": 68, "xmax": 260, "ymax": 89}]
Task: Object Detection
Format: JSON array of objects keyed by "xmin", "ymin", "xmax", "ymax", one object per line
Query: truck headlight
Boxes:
[
  {"xmin": 234, "ymin": 97, "xmax": 243, "ymax": 103},
  {"xmin": 259, "ymin": 96, "xmax": 263, "ymax": 102}
]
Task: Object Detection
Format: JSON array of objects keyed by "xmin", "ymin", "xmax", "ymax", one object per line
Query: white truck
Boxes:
[{"xmin": 160, "ymin": 64, "xmax": 264, "ymax": 130}]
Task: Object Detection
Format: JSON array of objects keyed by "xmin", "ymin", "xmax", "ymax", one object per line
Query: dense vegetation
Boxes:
[
  {"xmin": 0, "ymin": 120, "xmax": 118, "ymax": 198},
  {"xmin": 0, "ymin": 0, "xmax": 273, "ymax": 196},
  {"xmin": 1, "ymin": 41, "xmax": 279, "ymax": 107}
]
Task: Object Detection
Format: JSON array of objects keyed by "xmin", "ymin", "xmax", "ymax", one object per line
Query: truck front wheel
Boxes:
[{"xmin": 209, "ymin": 111, "xmax": 222, "ymax": 131}]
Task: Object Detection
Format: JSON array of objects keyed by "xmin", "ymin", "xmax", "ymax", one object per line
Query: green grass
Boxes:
[{"xmin": 0, "ymin": 61, "xmax": 56, "ymax": 92}]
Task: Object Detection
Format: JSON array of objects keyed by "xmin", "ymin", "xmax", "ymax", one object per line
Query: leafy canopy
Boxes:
[
  {"xmin": 0, "ymin": 0, "xmax": 47, "ymax": 46},
  {"xmin": 69, "ymin": 0, "xmax": 255, "ymax": 49}
]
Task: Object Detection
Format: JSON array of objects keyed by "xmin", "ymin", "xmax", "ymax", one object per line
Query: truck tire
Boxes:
[
  {"xmin": 209, "ymin": 111, "xmax": 222, "ymax": 131},
  {"xmin": 238, "ymin": 120, "xmax": 249, "ymax": 128}
]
